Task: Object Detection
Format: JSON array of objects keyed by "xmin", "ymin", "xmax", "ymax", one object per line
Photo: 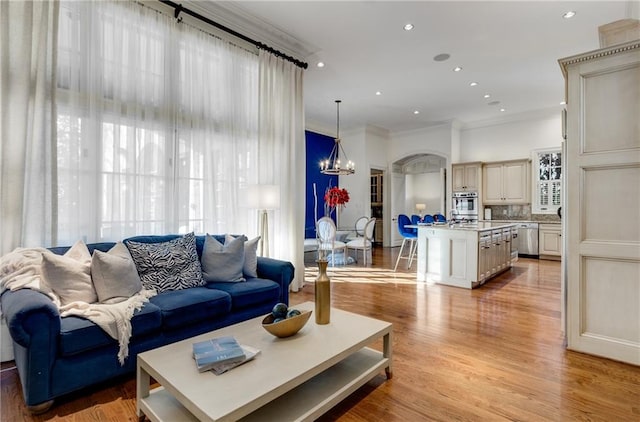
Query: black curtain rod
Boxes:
[{"xmin": 159, "ymin": 0, "xmax": 308, "ymax": 69}]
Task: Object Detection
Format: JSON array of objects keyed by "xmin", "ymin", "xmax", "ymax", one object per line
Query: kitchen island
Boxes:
[{"xmin": 416, "ymin": 222, "xmax": 517, "ymax": 289}]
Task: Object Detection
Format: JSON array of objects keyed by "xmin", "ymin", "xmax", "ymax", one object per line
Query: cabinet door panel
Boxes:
[
  {"xmin": 503, "ymin": 162, "xmax": 528, "ymax": 202},
  {"xmin": 452, "ymin": 165, "xmax": 465, "ymax": 191},
  {"xmin": 483, "ymin": 165, "xmax": 503, "ymax": 203},
  {"xmin": 464, "ymin": 165, "xmax": 479, "ymax": 191}
]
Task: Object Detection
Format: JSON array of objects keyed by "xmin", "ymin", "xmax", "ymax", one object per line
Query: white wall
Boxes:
[
  {"xmin": 337, "ymin": 125, "xmax": 392, "ymax": 229},
  {"xmin": 389, "ymin": 124, "xmax": 452, "ymax": 163},
  {"xmin": 459, "ymin": 111, "xmax": 564, "ymax": 162},
  {"xmin": 406, "ymin": 172, "xmax": 442, "ymax": 216}
]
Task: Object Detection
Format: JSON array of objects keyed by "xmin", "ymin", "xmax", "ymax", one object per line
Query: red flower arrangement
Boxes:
[{"xmin": 324, "ymin": 186, "xmax": 350, "ymax": 217}]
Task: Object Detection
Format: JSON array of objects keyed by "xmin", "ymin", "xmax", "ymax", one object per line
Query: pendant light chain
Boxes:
[{"xmin": 320, "ymin": 99, "xmax": 355, "ymax": 176}]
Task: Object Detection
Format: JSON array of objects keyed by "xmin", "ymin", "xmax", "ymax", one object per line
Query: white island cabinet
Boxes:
[{"xmin": 416, "ymin": 222, "xmax": 515, "ymax": 289}]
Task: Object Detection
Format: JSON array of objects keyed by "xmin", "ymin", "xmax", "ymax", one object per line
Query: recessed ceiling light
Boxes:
[
  {"xmin": 316, "ymin": 62, "xmax": 325, "ymax": 68},
  {"xmin": 413, "ymin": 110, "xmax": 420, "ymax": 115},
  {"xmin": 375, "ymin": 91, "xmax": 382, "ymax": 96},
  {"xmin": 453, "ymin": 66, "xmax": 462, "ymax": 72},
  {"xmin": 469, "ymin": 82, "xmax": 478, "ymax": 87},
  {"xmin": 484, "ymin": 94, "xmax": 491, "ymax": 99},
  {"xmin": 563, "ymin": 11, "xmax": 576, "ymax": 19},
  {"xmin": 433, "ymin": 53, "xmax": 450, "ymax": 62},
  {"xmin": 560, "ymin": 101, "xmax": 566, "ymax": 105},
  {"xmin": 404, "ymin": 23, "xmax": 414, "ymax": 31},
  {"xmin": 500, "ymin": 108, "xmax": 506, "ymax": 112}
]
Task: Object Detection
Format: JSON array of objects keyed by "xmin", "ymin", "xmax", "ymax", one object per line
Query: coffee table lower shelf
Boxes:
[{"xmin": 139, "ymin": 347, "xmax": 387, "ymax": 422}]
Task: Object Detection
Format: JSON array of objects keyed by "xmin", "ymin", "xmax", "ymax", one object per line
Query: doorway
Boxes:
[{"xmin": 370, "ymin": 169, "xmax": 383, "ymax": 245}]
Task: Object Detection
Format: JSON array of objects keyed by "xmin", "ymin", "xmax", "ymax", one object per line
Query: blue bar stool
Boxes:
[
  {"xmin": 394, "ymin": 214, "xmax": 418, "ymax": 272},
  {"xmin": 434, "ymin": 213, "xmax": 447, "ymax": 223}
]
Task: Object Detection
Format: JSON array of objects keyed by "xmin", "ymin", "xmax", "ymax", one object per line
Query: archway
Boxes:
[{"xmin": 388, "ymin": 153, "xmax": 447, "ymax": 247}]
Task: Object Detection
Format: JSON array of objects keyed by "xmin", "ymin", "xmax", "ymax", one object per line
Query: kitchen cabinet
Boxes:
[
  {"xmin": 416, "ymin": 223, "xmax": 514, "ymax": 289},
  {"xmin": 374, "ymin": 219, "xmax": 383, "ymax": 243},
  {"xmin": 452, "ymin": 162, "xmax": 481, "ymax": 192},
  {"xmin": 370, "ymin": 174, "xmax": 383, "ymax": 205},
  {"xmin": 539, "ymin": 223, "xmax": 561, "ymax": 259},
  {"xmin": 483, "ymin": 160, "xmax": 530, "ymax": 204}
]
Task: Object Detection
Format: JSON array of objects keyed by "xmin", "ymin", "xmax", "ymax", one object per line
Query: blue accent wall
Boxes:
[{"xmin": 305, "ymin": 131, "xmax": 338, "ymax": 238}]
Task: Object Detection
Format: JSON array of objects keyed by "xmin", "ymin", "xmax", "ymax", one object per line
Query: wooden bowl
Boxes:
[{"xmin": 261, "ymin": 310, "xmax": 312, "ymax": 338}]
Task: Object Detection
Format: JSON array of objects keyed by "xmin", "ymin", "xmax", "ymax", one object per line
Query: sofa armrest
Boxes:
[
  {"xmin": 256, "ymin": 257, "xmax": 295, "ymax": 305},
  {"xmin": 1, "ymin": 289, "xmax": 60, "ymax": 348},
  {"xmin": 1, "ymin": 289, "xmax": 61, "ymax": 406}
]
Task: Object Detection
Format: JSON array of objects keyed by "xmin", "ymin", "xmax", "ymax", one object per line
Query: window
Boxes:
[
  {"xmin": 533, "ymin": 148, "xmax": 562, "ymax": 214},
  {"xmin": 55, "ymin": 1, "xmax": 258, "ymax": 244}
]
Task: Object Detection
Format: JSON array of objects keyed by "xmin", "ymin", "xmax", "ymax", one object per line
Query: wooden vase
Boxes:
[{"xmin": 315, "ymin": 259, "xmax": 331, "ymax": 324}]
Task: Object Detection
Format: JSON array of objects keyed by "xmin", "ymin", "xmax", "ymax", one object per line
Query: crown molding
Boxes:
[
  {"xmin": 558, "ymin": 39, "xmax": 640, "ymax": 78},
  {"xmin": 188, "ymin": 2, "xmax": 316, "ymax": 61},
  {"xmin": 459, "ymin": 106, "xmax": 563, "ymax": 131},
  {"xmin": 305, "ymin": 119, "xmax": 335, "ymax": 138}
]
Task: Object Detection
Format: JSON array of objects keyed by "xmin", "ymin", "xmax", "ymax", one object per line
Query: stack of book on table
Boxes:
[{"xmin": 192, "ymin": 335, "xmax": 260, "ymax": 375}]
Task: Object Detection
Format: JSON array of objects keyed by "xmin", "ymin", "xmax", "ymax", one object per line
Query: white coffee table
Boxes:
[{"xmin": 136, "ymin": 301, "xmax": 393, "ymax": 422}]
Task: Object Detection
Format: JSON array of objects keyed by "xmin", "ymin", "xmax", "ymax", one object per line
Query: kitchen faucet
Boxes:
[{"xmin": 450, "ymin": 209, "xmax": 458, "ymax": 221}]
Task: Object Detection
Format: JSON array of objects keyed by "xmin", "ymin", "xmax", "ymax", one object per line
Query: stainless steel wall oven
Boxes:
[{"xmin": 452, "ymin": 192, "xmax": 478, "ymax": 222}]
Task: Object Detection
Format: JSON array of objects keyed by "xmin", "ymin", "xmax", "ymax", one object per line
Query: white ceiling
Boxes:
[{"xmin": 200, "ymin": 1, "xmax": 635, "ymax": 133}]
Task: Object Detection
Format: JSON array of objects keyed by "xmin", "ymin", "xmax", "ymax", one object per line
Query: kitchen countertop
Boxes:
[
  {"xmin": 481, "ymin": 220, "xmax": 561, "ymax": 225},
  {"xmin": 416, "ymin": 222, "xmax": 517, "ymax": 232}
]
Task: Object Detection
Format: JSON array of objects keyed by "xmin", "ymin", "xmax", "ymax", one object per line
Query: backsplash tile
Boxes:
[{"xmin": 484, "ymin": 205, "xmax": 560, "ymax": 222}]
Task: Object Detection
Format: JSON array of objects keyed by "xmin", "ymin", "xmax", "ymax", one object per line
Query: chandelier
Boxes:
[{"xmin": 320, "ymin": 100, "xmax": 355, "ymax": 175}]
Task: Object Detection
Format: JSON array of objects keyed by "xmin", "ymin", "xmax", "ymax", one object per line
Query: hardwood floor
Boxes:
[{"xmin": 1, "ymin": 248, "xmax": 639, "ymax": 421}]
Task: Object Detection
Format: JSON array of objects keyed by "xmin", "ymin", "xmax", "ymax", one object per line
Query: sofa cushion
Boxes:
[
  {"xmin": 59, "ymin": 302, "xmax": 162, "ymax": 357},
  {"xmin": 201, "ymin": 234, "xmax": 245, "ymax": 282},
  {"xmin": 91, "ymin": 242, "xmax": 142, "ymax": 304},
  {"xmin": 149, "ymin": 287, "xmax": 231, "ymax": 331},
  {"xmin": 41, "ymin": 240, "xmax": 97, "ymax": 305},
  {"xmin": 125, "ymin": 232, "xmax": 204, "ymax": 293},
  {"xmin": 225, "ymin": 234, "xmax": 260, "ymax": 278},
  {"xmin": 205, "ymin": 278, "xmax": 280, "ymax": 309}
]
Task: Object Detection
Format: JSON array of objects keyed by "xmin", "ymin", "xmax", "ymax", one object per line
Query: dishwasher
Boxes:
[{"xmin": 516, "ymin": 222, "xmax": 539, "ymax": 257}]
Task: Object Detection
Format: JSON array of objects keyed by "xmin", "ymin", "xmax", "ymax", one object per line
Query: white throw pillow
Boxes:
[
  {"xmin": 41, "ymin": 240, "xmax": 97, "ymax": 306},
  {"xmin": 225, "ymin": 234, "xmax": 260, "ymax": 278},
  {"xmin": 91, "ymin": 242, "xmax": 142, "ymax": 304},
  {"xmin": 201, "ymin": 234, "xmax": 245, "ymax": 282}
]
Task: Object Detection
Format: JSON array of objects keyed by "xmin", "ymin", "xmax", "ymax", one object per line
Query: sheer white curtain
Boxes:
[
  {"xmin": 55, "ymin": 1, "xmax": 258, "ymax": 244},
  {"xmin": 258, "ymin": 51, "xmax": 305, "ymax": 291},
  {"xmin": 0, "ymin": 0, "xmax": 59, "ymax": 256}
]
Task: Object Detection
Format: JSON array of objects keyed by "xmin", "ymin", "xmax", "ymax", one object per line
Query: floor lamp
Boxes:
[{"xmin": 248, "ymin": 184, "xmax": 280, "ymax": 257}]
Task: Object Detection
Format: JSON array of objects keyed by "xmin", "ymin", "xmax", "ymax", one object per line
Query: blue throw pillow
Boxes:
[
  {"xmin": 201, "ymin": 234, "xmax": 245, "ymax": 282},
  {"xmin": 125, "ymin": 232, "xmax": 204, "ymax": 293}
]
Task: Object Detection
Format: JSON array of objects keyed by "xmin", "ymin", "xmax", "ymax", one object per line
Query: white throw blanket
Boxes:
[{"xmin": 1, "ymin": 248, "xmax": 156, "ymax": 365}]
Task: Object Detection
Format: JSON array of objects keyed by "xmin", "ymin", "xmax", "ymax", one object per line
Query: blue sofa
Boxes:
[{"xmin": 0, "ymin": 234, "xmax": 295, "ymax": 411}]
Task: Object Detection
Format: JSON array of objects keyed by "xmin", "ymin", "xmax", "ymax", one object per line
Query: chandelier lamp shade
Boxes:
[{"xmin": 320, "ymin": 100, "xmax": 355, "ymax": 176}]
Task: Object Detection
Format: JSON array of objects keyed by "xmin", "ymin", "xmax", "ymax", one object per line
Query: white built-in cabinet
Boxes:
[
  {"xmin": 560, "ymin": 40, "xmax": 640, "ymax": 366},
  {"xmin": 452, "ymin": 162, "xmax": 481, "ymax": 192},
  {"xmin": 482, "ymin": 160, "xmax": 530, "ymax": 204},
  {"xmin": 539, "ymin": 223, "xmax": 561, "ymax": 259}
]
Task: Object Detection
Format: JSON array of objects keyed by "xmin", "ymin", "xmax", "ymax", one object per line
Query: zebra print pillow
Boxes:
[{"xmin": 125, "ymin": 233, "xmax": 204, "ymax": 293}]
